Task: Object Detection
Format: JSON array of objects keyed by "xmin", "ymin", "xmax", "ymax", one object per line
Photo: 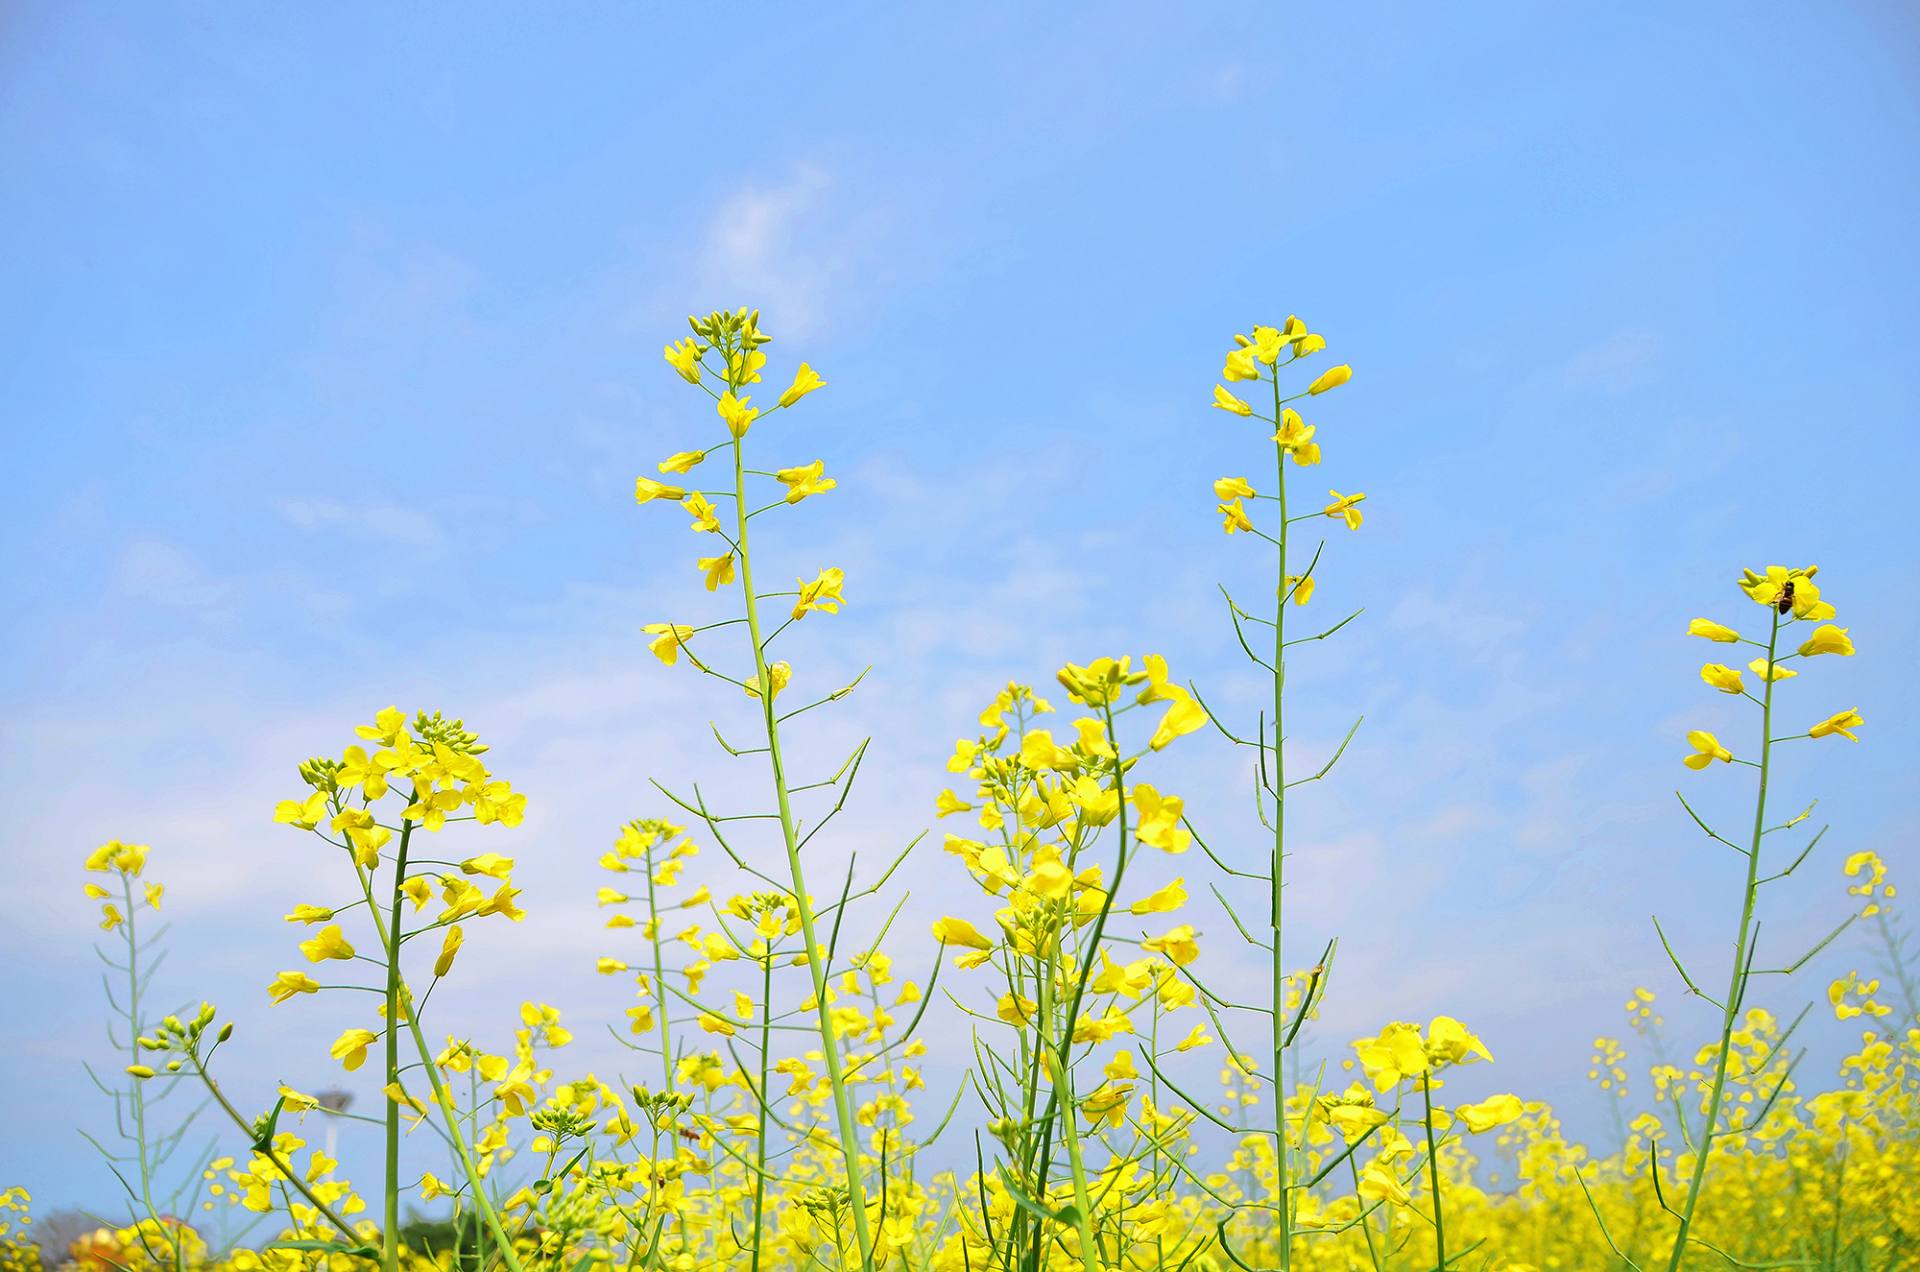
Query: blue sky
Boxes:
[{"xmin": 3, "ymin": 2, "xmax": 1916, "ymax": 1222}]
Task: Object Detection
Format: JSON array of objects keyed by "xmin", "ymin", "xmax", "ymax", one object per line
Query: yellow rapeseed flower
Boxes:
[
  {"xmin": 1688, "ymin": 618, "xmax": 1740, "ymax": 642},
  {"xmin": 1213, "ymin": 385, "xmax": 1253, "ymax": 416},
  {"xmin": 1684, "ymin": 730, "xmax": 1733, "ymax": 769},
  {"xmin": 1798, "ymin": 624, "xmax": 1854, "ymax": 657},
  {"xmin": 778, "ymin": 362, "xmax": 825, "ymax": 407},
  {"xmin": 1809, "ymin": 708, "xmax": 1863, "ymax": 741},
  {"xmin": 1307, "ymin": 364, "xmax": 1352, "ymax": 395},
  {"xmin": 1700, "ymin": 663, "xmax": 1745, "ymax": 694}
]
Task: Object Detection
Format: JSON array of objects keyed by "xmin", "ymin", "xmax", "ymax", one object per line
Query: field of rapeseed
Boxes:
[{"xmin": 4, "ymin": 309, "xmax": 1911, "ymax": 1272}]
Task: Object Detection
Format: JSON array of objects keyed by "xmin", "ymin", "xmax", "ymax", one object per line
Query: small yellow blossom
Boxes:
[
  {"xmin": 744, "ymin": 661, "xmax": 792, "ymax": 701},
  {"xmin": 1809, "ymin": 708, "xmax": 1863, "ymax": 742},
  {"xmin": 1700, "ymin": 663, "xmax": 1745, "ymax": 695},
  {"xmin": 1456, "ymin": 1093, "xmax": 1526, "ymax": 1133},
  {"xmin": 776, "ymin": 460, "xmax": 837, "ymax": 503},
  {"xmin": 1798, "ymin": 624, "xmax": 1854, "ymax": 657},
  {"xmin": 792, "ymin": 567, "xmax": 846, "ymax": 619},
  {"xmin": 329, "ymin": 1028, "xmax": 378, "ymax": 1072},
  {"xmin": 931, "ymin": 917, "xmax": 994, "ymax": 951},
  {"xmin": 297, "ymin": 925, "xmax": 355, "ymax": 963},
  {"xmin": 717, "ymin": 392, "xmax": 759, "ymax": 438},
  {"xmin": 682, "ymin": 491, "xmax": 721, "ymax": 533},
  {"xmin": 1213, "ymin": 385, "xmax": 1253, "ymax": 416},
  {"xmin": 1688, "ymin": 618, "xmax": 1739, "ymax": 642},
  {"xmin": 643, "ymin": 623, "xmax": 694, "ymax": 666},
  {"xmin": 1274, "ymin": 409, "xmax": 1321, "ymax": 465},
  {"xmin": 1683, "ymin": 730, "xmax": 1733, "ymax": 769},
  {"xmin": 1129, "ymin": 878, "xmax": 1187, "ymax": 915},
  {"xmin": 1324, "ymin": 490, "xmax": 1366, "ymax": 530},
  {"xmin": 1307, "ymin": 364, "xmax": 1352, "ymax": 395},
  {"xmin": 1142, "ymin": 925, "xmax": 1199, "ymax": 966},
  {"xmin": 434, "ymin": 925, "xmax": 464, "ymax": 978},
  {"xmin": 698, "ymin": 553, "xmax": 736, "ymax": 591},
  {"xmin": 1223, "ymin": 348, "xmax": 1260, "ymax": 381},
  {"xmin": 634, "ymin": 476, "xmax": 686, "ymax": 506},
  {"xmin": 663, "ymin": 338, "xmax": 702, "ymax": 384},
  {"xmin": 779, "ymin": 362, "xmax": 825, "ymax": 408},
  {"xmin": 268, "ymin": 971, "xmax": 320, "ymax": 1004}
]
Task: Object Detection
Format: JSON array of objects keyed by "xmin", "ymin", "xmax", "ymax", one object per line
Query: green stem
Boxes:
[
  {"xmin": 729, "ymin": 409, "xmax": 877, "ymax": 1272},
  {"xmin": 400, "ymin": 1009, "xmax": 528, "ymax": 1272},
  {"xmin": 644, "ymin": 841, "xmax": 675, "ymax": 1092},
  {"xmin": 383, "ymin": 818, "xmax": 413, "ymax": 1272},
  {"xmin": 121, "ymin": 877, "xmax": 163, "ymax": 1231},
  {"xmin": 348, "ymin": 829, "xmax": 528, "ymax": 1272},
  {"xmin": 1023, "ymin": 705, "xmax": 1137, "ymax": 1272},
  {"xmin": 750, "ymin": 955, "xmax": 773, "ymax": 1272},
  {"xmin": 1422, "ymin": 1072, "xmax": 1447, "ymax": 1271},
  {"xmin": 1040, "ymin": 975, "xmax": 1102, "ymax": 1272},
  {"xmin": 1662, "ymin": 608, "xmax": 1780, "ymax": 1272},
  {"xmin": 1269, "ymin": 372, "xmax": 1294, "ymax": 1271},
  {"xmin": 1347, "ymin": 1155, "xmax": 1385, "ymax": 1272},
  {"xmin": 187, "ymin": 1053, "xmax": 362, "ymax": 1243}
]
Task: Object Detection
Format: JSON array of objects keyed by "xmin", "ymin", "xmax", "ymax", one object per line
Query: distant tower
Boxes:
[{"xmin": 315, "ymin": 1088, "xmax": 354, "ymax": 1161}]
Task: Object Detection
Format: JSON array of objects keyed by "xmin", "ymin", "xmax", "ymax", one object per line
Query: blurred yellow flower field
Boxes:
[{"xmin": 6, "ymin": 309, "xmax": 1911, "ymax": 1272}]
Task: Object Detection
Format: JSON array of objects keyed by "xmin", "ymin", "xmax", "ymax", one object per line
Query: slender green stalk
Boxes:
[
  {"xmin": 383, "ymin": 817, "xmax": 414, "ymax": 1272},
  {"xmin": 729, "ymin": 411, "xmax": 877, "ymax": 1272},
  {"xmin": 644, "ymin": 840, "xmax": 675, "ymax": 1092},
  {"xmin": 119, "ymin": 877, "xmax": 164, "ymax": 1233},
  {"xmin": 186, "ymin": 1053, "xmax": 361, "ymax": 1243},
  {"xmin": 1346, "ymin": 1156, "xmax": 1385, "ymax": 1272},
  {"xmin": 348, "ymin": 833, "xmax": 528, "ymax": 1272},
  {"xmin": 750, "ymin": 954, "xmax": 774, "ymax": 1272},
  {"xmin": 1039, "ymin": 976, "xmax": 1101, "ymax": 1272},
  {"xmin": 1269, "ymin": 371, "xmax": 1294, "ymax": 1271},
  {"xmin": 1661, "ymin": 608, "xmax": 1780, "ymax": 1272},
  {"xmin": 400, "ymin": 1009, "xmax": 528, "ymax": 1272},
  {"xmin": 1021, "ymin": 704, "xmax": 1137, "ymax": 1272},
  {"xmin": 1421, "ymin": 1072, "xmax": 1447, "ymax": 1271}
]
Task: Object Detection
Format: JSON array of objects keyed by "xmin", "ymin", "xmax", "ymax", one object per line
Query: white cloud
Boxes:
[
  {"xmin": 113, "ymin": 539, "xmax": 234, "ymax": 618},
  {"xmin": 1554, "ymin": 328, "xmax": 1660, "ymax": 393},
  {"xmin": 674, "ymin": 164, "xmax": 892, "ymax": 341},
  {"xmin": 276, "ymin": 496, "xmax": 448, "ymax": 555}
]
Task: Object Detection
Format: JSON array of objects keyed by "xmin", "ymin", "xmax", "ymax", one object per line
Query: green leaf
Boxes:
[{"xmin": 267, "ymin": 1239, "xmax": 379, "ymax": 1259}]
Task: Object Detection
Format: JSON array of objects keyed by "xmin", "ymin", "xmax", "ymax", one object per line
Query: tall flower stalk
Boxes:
[
  {"xmin": 1655, "ymin": 566, "xmax": 1862, "ymax": 1270},
  {"xmin": 1202, "ymin": 319, "xmax": 1360, "ymax": 1267},
  {"xmin": 82, "ymin": 842, "xmax": 207, "ymax": 1272},
  {"xmin": 635, "ymin": 307, "xmax": 884, "ymax": 1271},
  {"xmin": 261, "ymin": 708, "xmax": 530, "ymax": 1271}
]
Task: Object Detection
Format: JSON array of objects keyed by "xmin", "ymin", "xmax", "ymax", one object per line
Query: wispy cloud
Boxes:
[
  {"xmin": 276, "ymin": 496, "xmax": 447, "ymax": 555},
  {"xmin": 1553, "ymin": 328, "xmax": 1661, "ymax": 394},
  {"xmin": 679, "ymin": 164, "xmax": 894, "ymax": 340},
  {"xmin": 113, "ymin": 539, "xmax": 234, "ymax": 619}
]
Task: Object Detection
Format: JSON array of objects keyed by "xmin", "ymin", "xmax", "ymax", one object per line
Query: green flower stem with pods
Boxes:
[
  {"xmin": 1209, "ymin": 323, "xmax": 1361, "ymax": 1268},
  {"xmin": 87, "ymin": 854, "xmax": 201, "ymax": 1272},
  {"xmin": 381, "ymin": 819, "xmax": 413, "ymax": 1272},
  {"xmin": 642, "ymin": 839, "xmax": 676, "ymax": 1093},
  {"xmin": 1268, "ymin": 364, "xmax": 1296, "ymax": 1268},
  {"xmin": 1658, "ymin": 565, "xmax": 1862, "ymax": 1270},
  {"xmin": 728, "ymin": 424, "xmax": 878, "ymax": 1272},
  {"xmin": 350, "ymin": 816, "xmax": 529, "ymax": 1272},
  {"xmin": 639, "ymin": 308, "xmax": 877, "ymax": 1271},
  {"xmin": 1660, "ymin": 611, "xmax": 1780, "ymax": 1271}
]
